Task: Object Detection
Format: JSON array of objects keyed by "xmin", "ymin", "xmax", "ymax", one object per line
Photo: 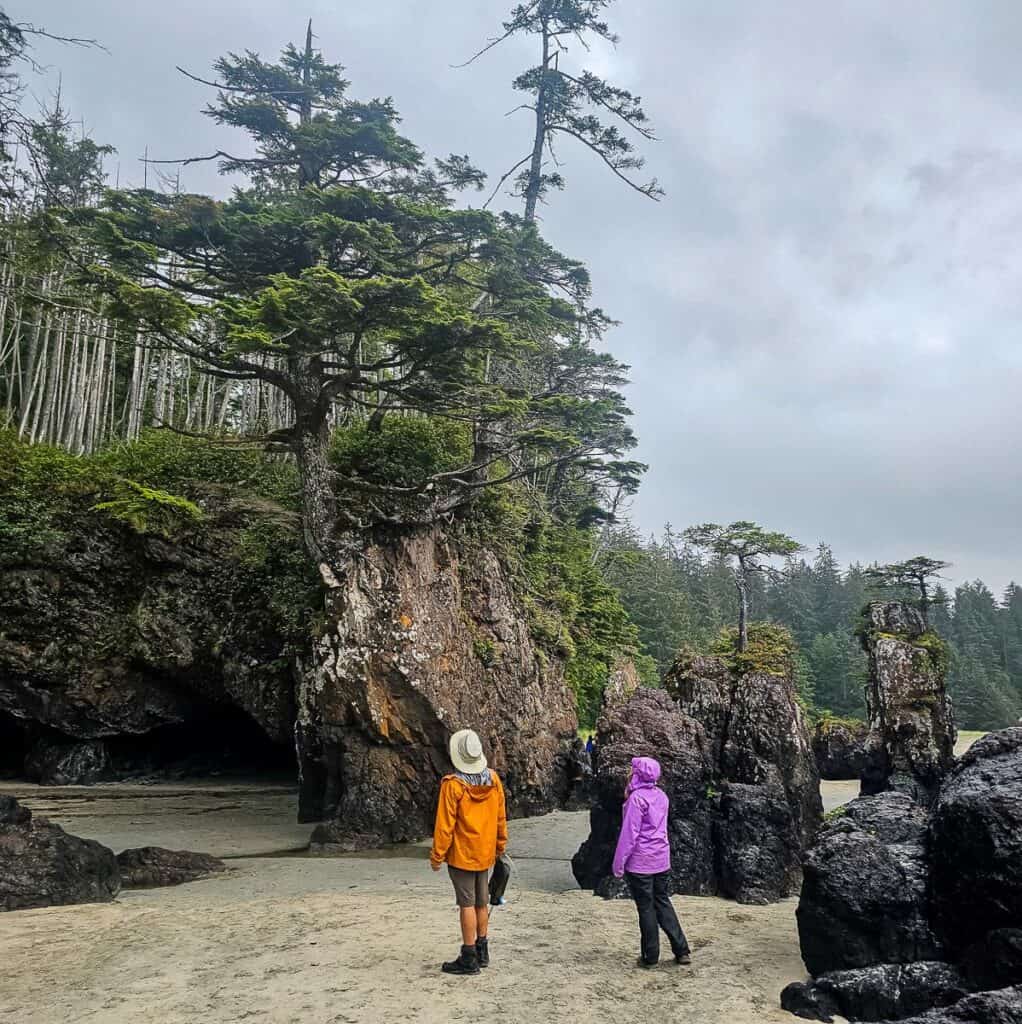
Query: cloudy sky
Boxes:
[{"xmin": 14, "ymin": 1, "xmax": 1022, "ymax": 592}]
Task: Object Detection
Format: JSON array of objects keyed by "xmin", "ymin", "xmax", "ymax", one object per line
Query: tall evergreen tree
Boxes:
[{"xmin": 466, "ymin": 0, "xmax": 662, "ymax": 220}]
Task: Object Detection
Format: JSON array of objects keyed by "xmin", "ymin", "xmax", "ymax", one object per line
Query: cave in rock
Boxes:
[
  {"xmin": 0, "ymin": 711, "xmax": 30, "ymax": 778},
  {"xmin": 106, "ymin": 703, "xmax": 297, "ymax": 781}
]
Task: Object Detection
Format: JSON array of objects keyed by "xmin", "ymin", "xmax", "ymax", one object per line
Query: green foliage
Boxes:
[
  {"xmin": 92, "ymin": 480, "xmax": 203, "ymax": 539},
  {"xmin": 710, "ymin": 622, "xmax": 798, "ymax": 677},
  {"xmin": 329, "ymin": 418, "xmax": 472, "ymax": 489}
]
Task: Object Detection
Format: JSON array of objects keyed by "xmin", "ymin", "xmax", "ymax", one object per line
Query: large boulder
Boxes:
[
  {"xmin": 0, "ymin": 797, "xmax": 120, "ymax": 911},
  {"xmin": 24, "ymin": 735, "xmax": 110, "ymax": 785},
  {"xmin": 893, "ymin": 987, "xmax": 1022, "ymax": 1024},
  {"xmin": 304, "ymin": 527, "xmax": 577, "ymax": 848},
  {"xmin": 780, "ymin": 962, "xmax": 969, "ymax": 1023},
  {"xmin": 666, "ymin": 650, "xmax": 823, "ymax": 900},
  {"xmin": 931, "ymin": 728, "xmax": 1022, "ymax": 954},
  {"xmin": 571, "ymin": 688, "xmax": 716, "ymax": 899},
  {"xmin": 116, "ymin": 846, "xmax": 226, "ymax": 888},
  {"xmin": 859, "ymin": 602, "xmax": 956, "ymax": 806},
  {"xmin": 796, "ymin": 791, "xmax": 940, "ymax": 975},
  {"xmin": 813, "ymin": 717, "xmax": 870, "ymax": 780}
]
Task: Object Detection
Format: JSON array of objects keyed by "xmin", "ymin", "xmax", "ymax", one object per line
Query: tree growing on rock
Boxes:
[
  {"xmin": 683, "ymin": 521, "xmax": 802, "ymax": 654},
  {"xmin": 864, "ymin": 557, "xmax": 951, "ymax": 626},
  {"xmin": 464, "ymin": 0, "xmax": 662, "ymax": 221}
]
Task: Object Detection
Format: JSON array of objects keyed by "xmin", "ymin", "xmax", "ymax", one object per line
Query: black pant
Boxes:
[{"xmin": 625, "ymin": 870, "xmax": 690, "ymax": 964}]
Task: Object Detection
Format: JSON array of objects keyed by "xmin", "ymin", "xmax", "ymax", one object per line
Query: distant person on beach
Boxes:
[
  {"xmin": 585, "ymin": 735, "xmax": 595, "ymax": 757},
  {"xmin": 612, "ymin": 756, "xmax": 692, "ymax": 968},
  {"xmin": 429, "ymin": 729, "xmax": 508, "ymax": 976}
]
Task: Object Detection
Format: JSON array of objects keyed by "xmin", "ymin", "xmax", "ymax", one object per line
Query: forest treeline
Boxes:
[{"xmin": 599, "ymin": 524, "xmax": 1022, "ymax": 730}]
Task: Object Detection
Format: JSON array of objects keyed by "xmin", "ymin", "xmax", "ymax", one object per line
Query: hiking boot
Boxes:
[
  {"xmin": 636, "ymin": 957, "xmax": 658, "ymax": 969},
  {"xmin": 475, "ymin": 937, "xmax": 489, "ymax": 968},
  {"xmin": 674, "ymin": 953, "xmax": 692, "ymax": 965},
  {"xmin": 442, "ymin": 945, "xmax": 480, "ymax": 975}
]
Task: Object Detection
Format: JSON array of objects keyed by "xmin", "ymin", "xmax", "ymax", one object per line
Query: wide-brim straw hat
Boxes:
[{"xmin": 449, "ymin": 729, "xmax": 487, "ymax": 774}]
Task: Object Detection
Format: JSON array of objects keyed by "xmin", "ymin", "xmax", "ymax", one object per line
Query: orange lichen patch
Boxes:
[{"xmin": 398, "ymin": 613, "xmax": 413, "ymax": 629}]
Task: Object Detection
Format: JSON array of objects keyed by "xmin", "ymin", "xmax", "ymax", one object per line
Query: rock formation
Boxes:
[
  {"xmin": 572, "ymin": 649, "xmax": 822, "ymax": 904},
  {"xmin": 301, "ymin": 527, "xmax": 577, "ymax": 849},
  {"xmin": 571, "ymin": 688, "xmax": 716, "ymax": 899},
  {"xmin": 812, "ymin": 717, "xmax": 869, "ymax": 780},
  {"xmin": 859, "ymin": 602, "xmax": 956, "ymax": 805},
  {"xmin": 783, "ymin": 728, "xmax": 1022, "ymax": 1023},
  {"xmin": 116, "ymin": 847, "xmax": 227, "ymax": 888},
  {"xmin": 1, "ymin": 499, "xmax": 578, "ymax": 843},
  {"xmin": 0, "ymin": 796, "xmax": 120, "ymax": 911}
]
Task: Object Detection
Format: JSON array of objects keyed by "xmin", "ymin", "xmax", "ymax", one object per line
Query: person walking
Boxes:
[
  {"xmin": 429, "ymin": 728, "xmax": 508, "ymax": 975},
  {"xmin": 612, "ymin": 756, "xmax": 692, "ymax": 968}
]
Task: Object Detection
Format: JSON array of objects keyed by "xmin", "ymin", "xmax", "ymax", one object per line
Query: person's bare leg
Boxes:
[
  {"xmin": 459, "ymin": 907, "xmax": 478, "ymax": 945},
  {"xmin": 476, "ymin": 903, "xmax": 489, "ymax": 939}
]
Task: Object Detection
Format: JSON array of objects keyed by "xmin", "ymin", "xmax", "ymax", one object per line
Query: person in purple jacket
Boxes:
[{"xmin": 612, "ymin": 756, "xmax": 692, "ymax": 968}]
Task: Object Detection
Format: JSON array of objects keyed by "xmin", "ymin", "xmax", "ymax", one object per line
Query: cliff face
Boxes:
[
  {"xmin": 303, "ymin": 527, "xmax": 578, "ymax": 847},
  {"xmin": 0, "ymin": 506, "xmax": 577, "ymax": 840}
]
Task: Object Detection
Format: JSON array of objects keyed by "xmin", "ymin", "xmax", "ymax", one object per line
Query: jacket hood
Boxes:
[
  {"xmin": 447, "ymin": 771, "xmax": 499, "ymax": 801},
  {"xmin": 629, "ymin": 756, "xmax": 661, "ymax": 789}
]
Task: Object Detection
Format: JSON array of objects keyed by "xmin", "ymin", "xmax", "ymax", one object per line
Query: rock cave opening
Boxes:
[{"xmin": 0, "ymin": 711, "xmax": 30, "ymax": 778}]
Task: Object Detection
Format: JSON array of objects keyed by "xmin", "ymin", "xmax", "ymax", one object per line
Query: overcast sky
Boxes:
[{"xmin": 13, "ymin": 1, "xmax": 1022, "ymax": 593}]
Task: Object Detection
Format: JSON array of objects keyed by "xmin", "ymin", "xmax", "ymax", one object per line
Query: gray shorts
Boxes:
[{"xmin": 448, "ymin": 866, "xmax": 489, "ymax": 908}]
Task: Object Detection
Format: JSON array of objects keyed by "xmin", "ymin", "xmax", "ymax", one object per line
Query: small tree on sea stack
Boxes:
[
  {"xmin": 864, "ymin": 556, "xmax": 951, "ymax": 627},
  {"xmin": 684, "ymin": 521, "xmax": 803, "ymax": 654}
]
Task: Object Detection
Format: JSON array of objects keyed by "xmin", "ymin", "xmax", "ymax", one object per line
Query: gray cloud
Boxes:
[{"xmin": 13, "ymin": 0, "xmax": 1021, "ymax": 593}]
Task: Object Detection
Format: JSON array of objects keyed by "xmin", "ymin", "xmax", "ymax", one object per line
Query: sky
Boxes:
[{"xmin": 12, "ymin": 0, "xmax": 1022, "ymax": 594}]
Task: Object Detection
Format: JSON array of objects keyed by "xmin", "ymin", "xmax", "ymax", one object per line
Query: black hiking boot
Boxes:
[
  {"xmin": 636, "ymin": 957, "xmax": 658, "ymax": 969},
  {"xmin": 442, "ymin": 945, "xmax": 480, "ymax": 975},
  {"xmin": 674, "ymin": 952, "xmax": 692, "ymax": 965},
  {"xmin": 475, "ymin": 937, "xmax": 489, "ymax": 967}
]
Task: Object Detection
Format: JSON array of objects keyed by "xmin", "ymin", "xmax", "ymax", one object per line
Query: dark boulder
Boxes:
[
  {"xmin": 960, "ymin": 930, "xmax": 1022, "ymax": 992},
  {"xmin": 813, "ymin": 717, "xmax": 870, "ymax": 780},
  {"xmin": 24, "ymin": 735, "xmax": 110, "ymax": 785},
  {"xmin": 796, "ymin": 791, "xmax": 940, "ymax": 975},
  {"xmin": 715, "ymin": 781, "xmax": 802, "ymax": 904},
  {"xmin": 561, "ymin": 737, "xmax": 594, "ymax": 811},
  {"xmin": 780, "ymin": 962, "xmax": 968, "ymax": 1022},
  {"xmin": 571, "ymin": 688, "xmax": 716, "ymax": 899},
  {"xmin": 859, "ymin": 602, "xmax": 955, "ymax": 806},
  {"xmin": 893, "ymin": 986, "xmax": 1022, "ymax": 1024},
  {"xmin": 931, "ymin": 728, "xmax": 1022, "ymax": 954},
  {"xmin": 0, "ymin": 797, "xmax": 120, "ymax": 911},
  {"xmin": 116, "ymin": 846, "xmax": 226, "ymax": 888}
]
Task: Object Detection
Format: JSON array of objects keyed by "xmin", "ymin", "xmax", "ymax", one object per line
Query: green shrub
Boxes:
[
  {"xmin": 710, "ymin": 622, "xmax": 798, "ymax": 677},
  {"xmin": 92, "ymin": 479, "xmax": 204, "ymax": 538}
]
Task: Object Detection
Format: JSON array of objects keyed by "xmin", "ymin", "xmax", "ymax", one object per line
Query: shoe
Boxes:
[
  {"xmin": 674, "ymin": 953, "xmax": 692, "ymax": 965},
  {"xmin": 442, "ymin": 945, "xmax": 481, "ymax": 975},
  {"xmin": 636, "ymin": 957, "xmax": 658, "ymax": 968},
  {"xmin": 475, "ymin": 937, "xmax": 489, "ymax": 968}
]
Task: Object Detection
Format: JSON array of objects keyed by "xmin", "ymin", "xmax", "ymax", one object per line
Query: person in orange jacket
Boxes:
[{"xmin": 429, "ymin": 728, "xmax": 508, "ymax": 975}]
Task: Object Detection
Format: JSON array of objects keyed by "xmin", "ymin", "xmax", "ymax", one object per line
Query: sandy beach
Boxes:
[{"xmin": 2, "ymin": 738, "xmax": 983, "ymax": 1024}]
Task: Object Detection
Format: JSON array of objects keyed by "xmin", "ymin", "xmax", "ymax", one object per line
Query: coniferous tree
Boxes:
[{"xmin": 467, "ymin": 0, "xmax": 662, "ymax": 221}]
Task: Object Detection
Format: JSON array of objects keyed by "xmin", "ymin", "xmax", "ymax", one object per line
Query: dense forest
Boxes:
[
  {"xmin": 600, "ymin": 524, "xmax": 1022, "ymax": 730},
  {"xmin": 1, "ymin": 7, "xmax": 1018, "ymax": 733}
]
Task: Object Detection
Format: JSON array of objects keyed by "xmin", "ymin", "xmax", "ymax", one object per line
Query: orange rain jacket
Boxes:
[{"xmin": 429, "ymin": 772, "xmax": 508, "ymax": 872}]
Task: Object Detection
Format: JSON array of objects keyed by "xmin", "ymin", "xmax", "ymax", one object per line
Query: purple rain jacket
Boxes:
[{"xmin": 611, "ymin": 756, "xmax": 671, "ymax": 877}]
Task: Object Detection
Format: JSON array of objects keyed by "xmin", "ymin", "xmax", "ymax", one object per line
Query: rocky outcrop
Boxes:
[
  {"xmin": 0, "ymin": 509, "xmax": 299, "ymax": 759},
  {"xmin": 931, "ymin": 729, "xmax": 1022, "ymax": 956},
  {"xmin": 24, "ymin": 736, "xmax": 110, "ymax": 785},
  {"xmin": 561, "ymin": 737, "xmax": 594, "ymax": 811},
  {"xmin": 813, "ymin": 717, "xmax": 869, "ymax": 780},
  {"xmin": 781, "ymin": 962, "xmax": 969, "ymax": 1023},
  {"xmin": 602, "ymin": 656, "xmax": 641, "ymax": 710},
  {"xmin": 796, "ymin": 792, "xmax": 939, "ymax": 975},
  {"xmin": 116, "ymin": 847, "xmax": 226, "ymax": 888},
  {"xmin": 572, "ymin": 656, "xmax": 821, "ymax": 904},
  {"xmin": 667, "ymin": 652, "xmax": 823, "ymax": 900},
  {"xmin": 303, "ymin": 528, "xmax": 577, "ymax": 849},
  {"xmin": 571, "ymin": 688, "xmax": 715, "ymax": 899},
  {"xmin": 859, "ymin": 602, "xmax": 955, "ymax": 805},
  {"xmin": 784, "ymin": 728, "xmax": 1022, "ymax": 1023},
  {"xmin": 0, "ymin": 796, "xmax": 120, "ymax": 911}
]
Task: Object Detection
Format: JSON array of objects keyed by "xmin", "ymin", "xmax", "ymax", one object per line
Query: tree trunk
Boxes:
[
  {"xmin": 523, "ymin": 21, "xmax": 551, "ymax": 223},
  {"xmin": 735, "ymin": 564, "xmax": 749, "ymax": 653}
]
